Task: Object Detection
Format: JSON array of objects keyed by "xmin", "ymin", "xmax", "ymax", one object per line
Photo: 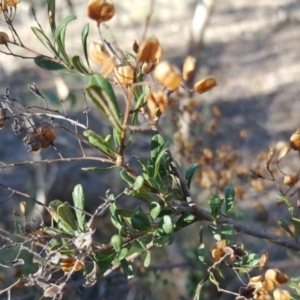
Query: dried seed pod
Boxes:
[
  {"xmin": 147, "ymin": 91, "xmax": 168, "ymax": 118},
  {"xmin": 259, "ymin": 252, "xmax": 268, "ymax": 269},
  {"xmin": 60, "ymin": 257, "xmax": 83, "ymax": 272},
  {"xmin": 87, "ymin": 0, "xmax": 115, "ymax": 24},
  {"xmin": 182, "ymin": 55, "xmax": 196, "ymax": 81},
  {"xmin": 6, "ymin": 0, "xmax": 21, "ymax": 7},
  {"xmin": 0, "ymin": 32, "xmax": 9, "ymax": 45},
  {"xmin": 290, "ymin": 129, "xmax": 300, "ymax": 151},
  {"xmin": 114, "ymin": 64, "xmax": 135, "ymax": 85},
  {"xmin": 100, "ymin": 57, "xmax": 115, "ymax": 77},
  {"xmin": 265, "ymin": 268, "xmax": 289, "ymax": 285},
  {"xmin": 141, "ymin": 61, "xmax": 155, "ymax": 74},
  {"xmin": 263, "ymin": 279, "xmax": 276, "ymax": 292},
  {"xmin": 137, "ymin": 37, "xmax": 162, "ymax": 63},
  {"xmin": 194, "ymin": 77, "xmax": 217, "ymax": 94},
  {"xmin": 283, "ymin": 173, "xmax": 298, "ymax": 186},
  {"xmin": 277, "ymin": 144, "xmax": 291, "ymax": 162},
  {"xmin": 89, "ymin": 41, "xmax": 110, "ymax": 64},
  {"xmin": 23, "ymin": 133, "xmax": 42, "ymax": 151},
  {"xmin": 23, "ymin": 126, "xmax": 56, "ymax": 151},
  {"xmin": 37, "ymin": 126, "xmax": 56, "ymax": 148},
  {"xmin": 265, "ymin": 146, "xmax": 275, "ymax": 169},
  {"xmin": 211, "ymin": 248, "xmax": 223, "ymax": 261},
  {"xmin": 132, "ymin": 40, "xmax": 140, "ymax": 53},
  {"xmin": 0, "ymin": 108, "xmax": 7, "ymax": 128},
  {"xmin": 273, "ymin": 289, "xmax": 291, "ymax": 300},
  {"xmin": 154, "ymin": 61, "xmax": 181, "ymax": 90}
]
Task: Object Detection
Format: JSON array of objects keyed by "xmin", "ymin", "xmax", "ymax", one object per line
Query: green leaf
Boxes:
[
  {"xmin": 94, "ymin": 249, "xmax": 115, "ymax": 275},
  {"xmin": 116, "ymin": 209, "xmax": 134, "ymax": 218},
  {"xmin": 85, "ymin": 85, "xmax": 122, "ymax": 132},
  {"xmin": 154, "ymin": 232, "xmax": 174, "ymax": 247},
  {"xmin": 120, "ymin": 259, "xmax": 134, "ymax": 279},
  {"xmin": 238, "ymin": 253, "xmax": 260, "ymax": 273},
  {"xmin": 131, "ymin": 210, "xmax": 152, "ymax": 232},
  {"xmin": 185, "ymin": 163, "xmax": 199, "ymax": 189},
  {"xmin": 48, "ymin": 200, "xmax": 76, "ymax": 235},
  {"xmin": 151, "ymin": 134, "xmax": 165, "ymax": 159},
  {"xmin": 158, "ymin": 215, "xmax": 173, "ymax": 235},
  {"xmin": 83, "ymin": 130, "xmax": 117, "ymax": 157},
  {"xmin": 47, "ymin": 0, "xmax": 56, "ymax": 34},
  {"xmin": 133, "ymin": 175, "xmax": 144, "ymax": 190},
  {"xmin": 57, "ymin": 203, "xmax": 78, "ymax": 231},
  {"xmin": 120, "ymin": 170, "xmax": 135, "ymax": 186},
  {"xmin": 150, "ymin": 202, "xmax": 161, "ymax": 220},
  {"xmin": 31, "ymin": 27, "xmax": 58, "ymax": 56},
  {"xmin": 220, "ymin": 224, "xmax": 235, "ymax": 245},
  {"xmin": 208, "ymin": 224, "xmax": 221, "ymax": 241},
  {"xmin": 81, "ymin": 23, "xmax": 90, "ymax": 68},
  {"xmin": 116, "ymin": 247, "xmax": 128, "ymax": 261},
  {"xmin": 277, "ymin": 195, "xmax": 295, "ymax": 217},
  {"xmin": 54, "ymin": 14, "xmax": 76, "ymax": 65},
  {"xmin": 225, "ymin": 186, "xmax": 235, "ymax": 213},
  {"xmin": 132, "ymin": 190, "xmax": 154, "ymax": 204},
  {"xmin": 291, "ymin": 217, "xmax": 300, "ymax": 239},
  {"xmin": 198, "ymin": 243, "xmax": 212, "ymax": 266},
  {"xmin": 113, "ymin": 128, "xmax": 121, "ymax": 149},
  {"xmin": 137, "ymin": 235, "xmax": 152, "ymax": 250},
  {"xmin": 199, "ymin": 225, "xmax": 204, "ymax": 244},
  {"xmin": 34, "ymin": 57, "xmax": 81, "ymax": 75},
  {"xmin": 278, "ymin": 219, "xmax": 294, "ymax": 238},
  {"xmin": 72, "ymin": 184, "xmax": 85, "ymax": 232},
  {"xmin": 88, "ymin": 74, "xmax": 121, "ymax": 130},
  {"xmin": 175, "ymin": 211, "xmax": 195, "ymax": 229},
  {"xmin": 144, "ymin": 250, "xmax": 151, "ymax": 267},
  {"xmin": 71, "ymin": 55, "xmax": 91, "ymax": 75},
  {"xmin": 209, "ymin": 195, "xmax": 223, "ymax": 222},
  {"xmin": 110, "ymin": 234, "xmax": 122, "ymax": 252}
]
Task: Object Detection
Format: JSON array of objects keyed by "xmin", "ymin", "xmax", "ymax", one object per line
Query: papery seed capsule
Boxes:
[
  {"xmin": 194, "ymin": 77, "xmax": 217, "ymax": 94},
  {"xmin": 87, "ymin": 0, "xmax": 115, "ymax": 24},
  {"xmin": 114, "ymin": 64, "xmax": 135, "ymax": 85},
  {"xmin": 182, "ymin": 55, "xmax": 196, "ymax": 81},
  {"xmin": 6, "ymin": 0, "xmax": 21, "ymax": 7},
  {"xmin": 137, "ymin": 38, "xmax": 162, "ymax": 62},
  {"xmin": 283, "ymin": 173, "xmax": 298, "ymax": 186},
  {"xmin": 154, "ymin": 61, "xmax": 181, "ymax": 90},
  {"xmin": 0, "ymin": 32, "xmax": 9, "ymax": 45},
  {"xmin": 290, "ymin": 129, "xmax": 300, "ymax": 151},
  {"xmin": 273, "ymin": 289, "xmax": 291, "ymax": 300},
  {"xmin": 89, "ymin": 41, "xmax": 110, "ymax": 64}
]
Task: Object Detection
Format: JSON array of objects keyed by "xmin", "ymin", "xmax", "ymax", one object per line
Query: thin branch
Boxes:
[{"xmin": 0, "ymin": 156, "xmax": 112, "ymax": 170}]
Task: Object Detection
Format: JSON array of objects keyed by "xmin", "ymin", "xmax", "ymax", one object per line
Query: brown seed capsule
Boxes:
[
  {"xmin": 137, "ymin": 38, "xmax": 162, "ymax": 63},
  {"xmin": 283, "ymin": 173, "xmax": 298, "ymax": 186},
  {"xmin": 194, "ymin": 77, "xmax": 217, "ymax": 94},
  {"xmin": 265, "ymin": 268, "xmax": 289, "ymax": 285},
  {"xmin": 182, "ymin": 55, "xmax": 196, "ymax": 81},
  {"xmin": 290, "ymin": 129, "xmax": 300, "ymax": 151},
  {"xmin": 87, "ymin": 0, "xmax": 115, "ymax": 24},
  {"xmin": 132, "ymin": 40, "xmax": 140, "ymax": 54},
  {"xmin": 60, "ymin": 257, "xmax": 83, "ymax": 272},
  {"xmin": 147, "ymin": 91, "xmax": 168, "ymax": 118},
  {"xmin": 114, "ymin": 64, "xmax": 135, "ymax": 85},
  {"xmin": 100, "ymin": 57, "xmax": 115, "ymax": 77},
  {"xmin": 89, "ymin": 41, "xmax": 110, "ymax": 64},
  {"xmin": 6, "ymin": 0, "xmax": 21, "ymax": 7},
  {"xmin": 154, "ymin": 61, "xmax": 181, "ymax": 90},
  {"xmin": 0, "ymin": 32, "xmax": 9, "ymax": 45}
]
